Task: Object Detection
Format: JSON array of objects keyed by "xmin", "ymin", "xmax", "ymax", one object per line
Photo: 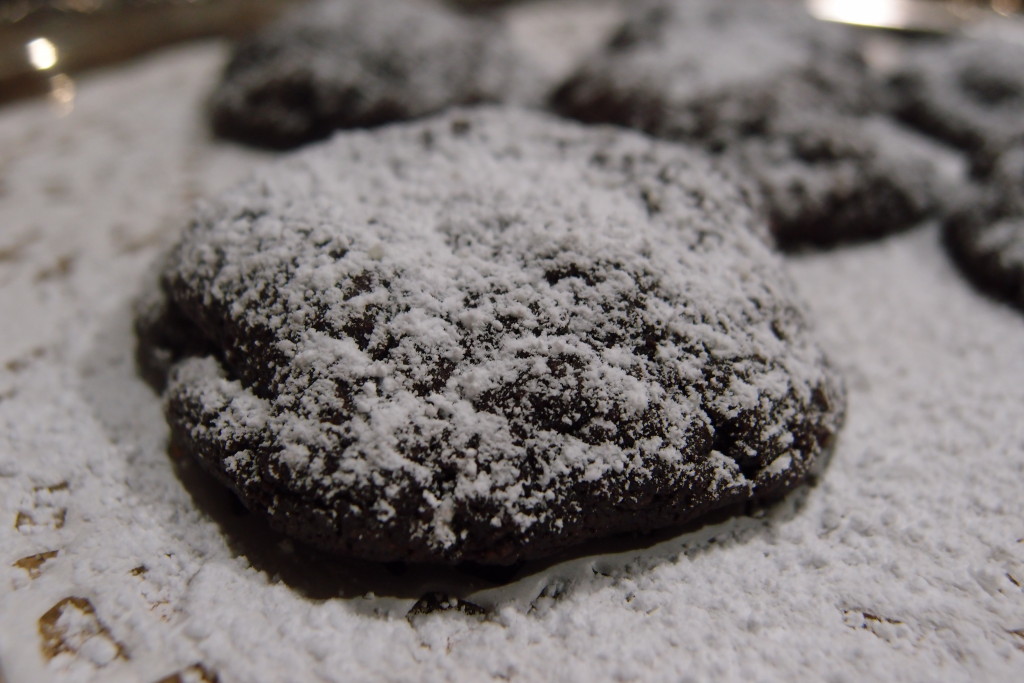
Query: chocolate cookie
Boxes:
[
  {"xmin": 134, "ymin": 274, "xmax": 214, "ymax": 392},
  {"xmin": 549, "ymin": 0, "xmax": 941, "ymax": 246},
  {"xmin": 208, "ymin": 0, "xmax": 536, "ymax": 149},
  {"xmin": 143, "ymin": 107, "xmax": 845, "ymax": 565},
  {"xmin": 551, "ymin": 0, "xmax": 873, "ymax": 148},
  {"xmin": 730, "ymin": 113, "xmax": 953, "ymax": 247},
  {"xmin": 945, "ymin": 145, "xmax": 1024, "ymax": 310},
  {"xmin": 889, "ymin": 38, "xmax": 1024, "ymax": 170}
]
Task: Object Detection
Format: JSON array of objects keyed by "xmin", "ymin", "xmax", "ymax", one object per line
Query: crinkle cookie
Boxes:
[
  {"xmin": 140, "ymin": 107, "xmax": 845, "ymax": 565},
  {"xmin": 945, "ymin": 145, "xmax": 1024, "ymax": 310},
  {"xmin": 889, "ymin": 38, "xmax": 1024, "ymax": 170},
  {"xmin": 134, "ymin": 276, "xmax": 215, "ymax": 392},
  {"xmin": 208, "ymin": 0, "xmax": 537, "ymax": 149},
  {"xmin": 731, "ymin": 114, "xmax": 953, "ymax": 247},
  {"xmin": 550, "ymin": 0, "xmax": 872, "ymax": 148},
  {"xmin": 548, "ymin": 0, "xmax": 943, "ymax": 246}
]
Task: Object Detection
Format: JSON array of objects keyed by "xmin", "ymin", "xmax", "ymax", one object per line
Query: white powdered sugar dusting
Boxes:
[
  {"xmin": 974, "ymin": 217, "xmax": 1024, "ymax": 268},
  {"xmin": 890, "ymin": 36, "xmax": 1024, "ymax": 155},
  {"xmin": 208, "ymin": 0, "xmax": 545, "ymax": 147},
  {"xmin": 553, "ymin": 0, "xmax": 871, "ymax": 144},
  {"xmin": 156, "ymin": 105, "xmax": 839, "ymax": 562},
  {"xmin": 1, "ymin": 3, "xmax": 1024, "ymax": 682}
]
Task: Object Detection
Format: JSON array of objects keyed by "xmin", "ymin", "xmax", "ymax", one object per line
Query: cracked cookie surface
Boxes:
[{"xmin": 141, "ymin": 107, "xmax": 845, "ymax": 564}]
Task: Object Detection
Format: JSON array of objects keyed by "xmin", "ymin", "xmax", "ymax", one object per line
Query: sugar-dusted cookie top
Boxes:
[
  {"xmin": 209, "ymin": 0, "xmax": 538, "ymax": 149},
  {"xmin": 731, "ymin": 113, "xmax": 954, "ymax": 247},
  {"xmin": 945, "ymin": 144, "xmax": 1024, "ymax": 310},
  {"xmin": 551, "ymin": 0, "xmax": 872, "ymax": 147},
  {"xmin": 890, "ymin": 38, "xmax": 1024, "ymax": 169},
  {"xmin": 147, "ymin": 107, "xmax": 845, "ymax": 564},
  {"xmin": 548, "ymin": 0, "xmax": 949, "ymax": 246}
]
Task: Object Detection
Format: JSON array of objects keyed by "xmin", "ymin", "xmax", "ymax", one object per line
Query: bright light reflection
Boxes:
[
  {"xmin": 807, "ymin": 0, "xmax": 911, "ymax": 28},
  {"xmin": 26, "ymin": 37, "xmax": 58, "ymax": 71},
  {"xmin": 805, "ymin": 0, "xmax": 982, "ymax": 30}
]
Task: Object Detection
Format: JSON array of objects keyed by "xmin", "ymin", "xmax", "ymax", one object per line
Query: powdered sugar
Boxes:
[
  {"xmin": 155, "ymin": 106, "xmax": 841, "ymax": 562},
  {"xmin": 1, "ymin": 6, "xmax": 1023, "ymax": 683},
  {"xmin": 729, "ymin": 112, "xmax": 961, "ymax": 245},
  {"xmin": 549, "ymin": 0, "xmax": 955, "ymax": 246},
  {"xmin": 890, "ymin": 36, "xmax": 1024, "ymax": 164},
  {"xmin": 944, "ymin": 143, "xmax": 1024, "ymax": 308},
  {"xmin": 552, "ymin": 0, "xmax": 872, "ymax": 145},
  {"xmin": 208, "ymin": 0, "xmax": 543, "ymax": 148}
]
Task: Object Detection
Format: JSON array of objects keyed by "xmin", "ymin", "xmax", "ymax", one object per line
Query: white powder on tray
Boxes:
[{"xmin": 1, "ymin": 4, "xmax": 1023, "ymax": 682}]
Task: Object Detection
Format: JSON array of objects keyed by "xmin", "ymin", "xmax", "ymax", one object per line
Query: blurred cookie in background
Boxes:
[
  {"xmin": 551, "ymin": 0, "xmax": 875, "ymax": 148},
  {"xmin": 731, "ymin": 113, "xmax": 959, "ymax": 247},
  {"xmin": 888, "ymin": 37, "xmax": 1024, "ymax": 173},
  {"xmin": 551, "ymin": 0, "xmax": 954, "ymax": 247},
  {"xmin": 945, "ymin": 142, "xmax": 1024, "ymax": 310},
  {"xmin": 208, "ymin": 0, "xmax": 542, "ymax": 149}
]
